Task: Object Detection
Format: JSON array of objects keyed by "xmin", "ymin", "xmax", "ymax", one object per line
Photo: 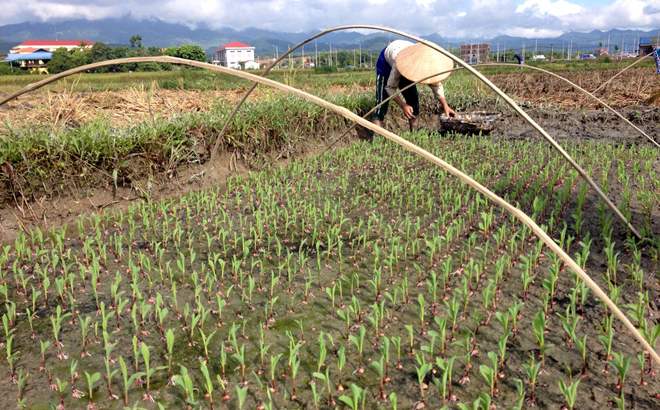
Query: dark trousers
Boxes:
[{"xmin": 372, "ymin": 74, "xmax": 419, "ymax": 121}]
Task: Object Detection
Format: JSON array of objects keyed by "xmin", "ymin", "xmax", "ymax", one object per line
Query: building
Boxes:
[
  {"xmin": 595, "ymin": 47, "xmax": 609, "ymax": 56},
  {"xmin": 460, "ymin": 43, "xmax": 490, "ymax": 63},
  {"xmin": 214, "ymin": 41, "xmax": 255, "ymax": 69},
  {"xmin": 639, "ymin": 37, "xmax": 659, "ymax": 56},
  {"xmin": 3, "ymin": 49, "xmax": 52, "ymax": 73},
  {"xmin": 10, "ymin": 40, "xmax": 93, "ymax": 54},
  {"xmin": 243, "ymin": 60, "xmax": 260, "ymax": 70}
]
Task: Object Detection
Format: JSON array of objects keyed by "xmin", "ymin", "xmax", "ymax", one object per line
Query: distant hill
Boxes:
[{"xmin": 0, "ymin": 18, "xmax": 657, "ymax": 57}]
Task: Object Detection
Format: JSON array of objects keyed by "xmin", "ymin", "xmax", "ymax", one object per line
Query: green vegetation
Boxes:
[
  {"xmin": 1, "ymin": 69, "xmax": 502, "ymax": 202},
  {"xmin": 40, "ymin": 39, "xmax": 208, "ymax": 75},
  {"xmin": 0, "ymin": 127, "xmax": 658, "ymax": 408}
]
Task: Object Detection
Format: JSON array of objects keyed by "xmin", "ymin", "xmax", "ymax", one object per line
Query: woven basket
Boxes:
[{"xmin": 438, "ymin": 111, "xmax": 501, "ymax": 135}]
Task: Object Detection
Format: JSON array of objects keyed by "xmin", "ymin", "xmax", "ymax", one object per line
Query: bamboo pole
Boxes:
[{"xmin": 0, "ymin": 55, "xmax": 656, "ymax": 365}]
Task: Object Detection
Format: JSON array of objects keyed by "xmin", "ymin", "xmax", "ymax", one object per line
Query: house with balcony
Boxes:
[{"xmin": 214, "ymin": 41, "xmax": 255, "ymax": 69}]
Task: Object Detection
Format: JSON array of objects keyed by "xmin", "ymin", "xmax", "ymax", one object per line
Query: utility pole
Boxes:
[
  {"xmin": 359, "ymin": 41, "xmax": 361, "ymax": 67},
  {"xmin": 607, "ymin": 33, "xmax": 610, "ymax": 54},
  {"xmin": 497, "ymin": 39, "xmax": 499, "ymax": 63},
  {"xmin": 302, "ymin": 45, "xmax": 304, "ymax": 69},
  {"xmin": 550, "ymin": 44, "xmax": 553, "ymax": 61},
  {"xmin": 353, "ymin": 48, "xmax": 355, "ymax": 67},
  {"xmin": 315, "ymin": 40, "xmax": 318, "ymax": 68},
  {"xmin": 522, "ymin": 41, "xmax": 525, "ymax": 61},
  {"xmin": 477, "ymin": 33, "xmax": 480, "ymax": 63},
  {"xmin": 622, "ymin": 34, "xmax": 625, "ymax": 56},
  {"xmin": 535, "ymin": 37, "xmax": 538, "ymax": 54}
]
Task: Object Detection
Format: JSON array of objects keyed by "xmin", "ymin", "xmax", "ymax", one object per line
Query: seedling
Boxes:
[
  {"xmin": 533, "ymin": 309, "xmax": 554, "ymax": 370},
  {"xmin": 435, "ymin": 355, "xmax": 457, "ymax": 405},
  {"xmin": 523, "ymin": 356, "xmax": 542, "ymax": 404},
  {"xmin": 338, "ymin": 384, "xmax": 365, "ymax": 410},
  {"xmin": 558, "ymin": 376, "xmax": 581, "ymax": 410},
  {"xmin": 119, "ymin": 356, "xmax": 145, "ymax": 406},
  {"xmin": 312, "ymin": 366, "xmax": 335, "ymax": 406},
  {"xmin": 83, "ymin": 372, "xmax": 101, "ymax": 410},
  {"xmin": 479, "ymin": 351, "xmax": 498, "ymax": 398},
  {"xmin": 609, "ymin": 352, "xmax": 631, "ymax": 399},
  {"xmin": 348, "ymin": 325, "xmax": 366, "ymax": 373},
  {"xmin": 337, "ymin": 345, "xmax": 346, "ymax": 391},
  {"xmin": 369, "ymin": 354, "xmax": 387, "ymax": 400}
]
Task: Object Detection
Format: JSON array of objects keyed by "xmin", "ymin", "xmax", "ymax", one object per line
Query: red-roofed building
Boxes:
[
  {"xmin": 213, "ymin": 41, "xmax": 255, "ymax": 69},
  {"xmin": 11, "ymin": 40, "xmax": 93, "ymax": 54}
]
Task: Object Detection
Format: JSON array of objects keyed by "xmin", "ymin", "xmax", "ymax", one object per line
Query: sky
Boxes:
[{"xmin": 1, "ymin": 0, "xmax": 659, "ymax": 38}]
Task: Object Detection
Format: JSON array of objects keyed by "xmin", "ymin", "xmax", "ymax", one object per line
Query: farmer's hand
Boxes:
[
  {"xmin": 444, "ymin": 106, "xmax": 456, "ymax": 117},
  {"xmin": 401, "ymin": 104, "xmax": 415, "ymax": 119}
]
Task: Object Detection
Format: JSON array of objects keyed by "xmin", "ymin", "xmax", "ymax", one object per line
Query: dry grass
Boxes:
[
  {"xmin": 489, "ymin": 67, "xmax": 660, "ymax": 109},
  {"xmin": 0, "ymin": 81, "xmax": 371, "ymax": 131}
]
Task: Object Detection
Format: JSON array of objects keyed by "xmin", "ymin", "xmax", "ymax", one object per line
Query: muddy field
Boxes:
[{"xmin": 487, "ymin": 67, "xmax": 660, "ymax": 109}]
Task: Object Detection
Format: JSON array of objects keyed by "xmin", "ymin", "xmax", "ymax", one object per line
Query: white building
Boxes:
[
  {"xmin": 243, "ymin": 60, "xmax": 260, "ymax": 70},
  {"xmin": 214, "ymin": 41, "xmax": 255, "ymax": 69},
  {"xmin": 11, "ymin": 40, "xmax": 93, "ymax": 54}
]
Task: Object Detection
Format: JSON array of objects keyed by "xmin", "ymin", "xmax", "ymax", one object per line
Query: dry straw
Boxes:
[{"xmin": 0, "ymin": 54, "xmax": 658, "ymax": 366}]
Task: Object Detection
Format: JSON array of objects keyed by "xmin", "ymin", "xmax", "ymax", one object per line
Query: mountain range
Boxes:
[{"xmin": 0, "ymin": 18, "xmax": 658, "ymax": 57}]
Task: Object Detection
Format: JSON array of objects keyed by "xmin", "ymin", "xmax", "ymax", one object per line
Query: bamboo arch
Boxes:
[
  {"xmin": 0, "ymin": 55, "xmax": 657, "ymax": 365},
  {"xmin": 200, "ymin": 25, "xmax": 644, "ymax": 238}
]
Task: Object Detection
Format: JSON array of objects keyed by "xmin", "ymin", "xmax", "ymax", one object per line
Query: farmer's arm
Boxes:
[
  {"xmin": 385, "ymin": 66, "xmax": 414, "ymax": 119},
  {"xmin": 430, "ymin": 83, "xmax": 456, "ymax": 117}
]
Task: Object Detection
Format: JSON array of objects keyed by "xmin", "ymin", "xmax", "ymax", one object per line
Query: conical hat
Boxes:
[{"xmin": 395, "ymin": 43, "xmax": 453, "ymax": 84}]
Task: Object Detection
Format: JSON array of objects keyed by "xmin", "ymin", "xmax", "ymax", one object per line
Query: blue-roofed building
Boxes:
[
  {"xmin": 2, "ymin": 49, "xmax": 52, "ymax": 73},
  {"xmin": 639, "ymin": 37, "xmax": 658, "ymax": 56}
]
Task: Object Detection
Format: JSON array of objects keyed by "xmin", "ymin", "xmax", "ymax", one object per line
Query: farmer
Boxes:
[
  {"xmin": 373, "ymin": 40, "xmax": 456, "ymax": 132},
  {"xmin": 514, "ymin": 54, "xmax": 524, "ymax": 69}
]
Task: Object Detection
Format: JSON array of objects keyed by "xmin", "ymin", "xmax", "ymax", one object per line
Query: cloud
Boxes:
[
  {"xmin": 644, "ymin": 4, "xmax": 660, "ymax": 13},
  {"xmin": 0, "ymin": 0, "xmax": 659, "ymax": 38},
  {"xmin": 516, "ymin": 0, "xmax": 585, "ymax": 17}
]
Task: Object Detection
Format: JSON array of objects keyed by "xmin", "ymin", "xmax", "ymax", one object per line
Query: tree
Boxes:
[
  {"xmin": 163, "ymin": 45, "xmax": 207, "ymax": 62},
  {"xmin": 90, "ymin": 42, "xmax": 113, "ymax": 61},
  {"xmin": 69, "ymin": 48, "xmax": 89, "ymax": 68},
  {"xmin": 47, "ymin": 47, "xmax": 73, "ymax": 74},
  {"xmin": 614, "ymin": 45, "xmax": 619, "ymax": 52},
  {"xmin": 129, "ymin": 34, "xmax": 142, "ymax": 49}
]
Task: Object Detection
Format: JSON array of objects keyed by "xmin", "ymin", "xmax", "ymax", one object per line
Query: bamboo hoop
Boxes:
[
  {"xmin": 0, "ymin": 55, "xmax": 656, "ymax": 365},
  {"xmin": 199, "ymin": 25, "xmax": 642, "ymax": 239}
]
